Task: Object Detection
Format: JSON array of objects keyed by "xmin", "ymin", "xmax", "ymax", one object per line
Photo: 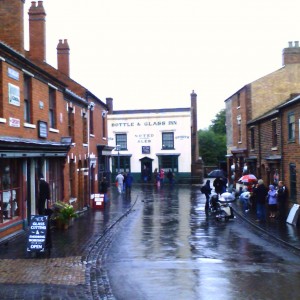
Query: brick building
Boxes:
[
  {"xmin": 225, "ymin": 42, "xmax": 300, "ymax": 203},
  {"xmin": 0, "ymin": 0, "xmax": 110, "ymax": 240}
]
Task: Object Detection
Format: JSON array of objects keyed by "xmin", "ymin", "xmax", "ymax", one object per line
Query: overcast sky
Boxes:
[{"xmin": 24, "ymin": 0, "xmax": 300, "ymax": 129}]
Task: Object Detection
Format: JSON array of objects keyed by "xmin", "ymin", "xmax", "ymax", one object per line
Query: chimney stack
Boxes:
[
  {"xmin": 190, "ymin": 90, "xmax": 199, "ymax": 163},
  {"xmin": 283, "ymin": 41, "xmax": 300, "ymax": 65},
  {"xmin": 0, "ymin": 0, "xmax": 25, "ymax": 54},
  {"xmin": 57, "ymin": 39, "xmax": 70, "ymax": 76},
  {"xmin": 106, "ymin": 98, "xmax": 113, "ymax": 114},
  {"xmin": 28, "ymin": 1, "xmax": 46, "ymax": 61}
]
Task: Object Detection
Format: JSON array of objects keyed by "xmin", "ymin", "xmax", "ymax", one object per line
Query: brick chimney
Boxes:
[
  {"xmin": 28, "ymin": 1, "xmax": 46, "ymax": 61},
  {"xmin": 283, "ymin": 41, "xmax": 300, "ymax": 65},
  {"xmin": 0, "ymin": 0, "xmax": 25, "ymax": 54},
  {"xmin": 106, "ymin": 98, "xmax": 113, "ymax": 114},
  {"xmin": 57, "ymin": 39, "xmax": 70, "ymax": 76},
  {"xmin": 190, "ymin": 90, "xmax": 198, "ymax": 163}
]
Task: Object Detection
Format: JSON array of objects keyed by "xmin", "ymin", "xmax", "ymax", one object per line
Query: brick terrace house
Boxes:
[
  {"xmin": 225, "ymin": 42, "xmax": 300, "ymax": 194},
  {"xmin": 0, "ymin": 0, "xmax": 110, "ymax": 240}
]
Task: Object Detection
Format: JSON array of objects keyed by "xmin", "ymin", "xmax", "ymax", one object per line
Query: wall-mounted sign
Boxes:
[
  {"xmin": 142, "ymin": 146, "xmax": 150, "ymax": 154},
  {"xmin": 9, "ymin": 117, "xmax": 20, "ymax": 127},
  {"xmin": 8, "ymin": 67, "xmax": 19, "ymax": 81},
  {"xmin": 8, "ymin": 83, "xmax": 20, "ymax": 106},
  {"xmin": 38, "ymin": 121, "xmax": 48, "ymax": 138}
]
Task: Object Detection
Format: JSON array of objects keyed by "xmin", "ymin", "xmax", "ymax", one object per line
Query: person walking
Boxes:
[
  {"xmin": 38, "ymin": 177, "xmax": 50, "ymax": 215},
  {"xmin": 239, "ymin": 187, "xmax": 250, "ymax": 213},
  {"xmin": 125, "ymin": 173, "xmax": 134, "ymax": 195},
  {"xmin": 115, "ymin": 172, "xmax": 124, "ymax": 194},
  {"xmin": 201, "ymin": 180, "xmax": 212, "ymax": 211},
  {"xmin": 277, "ymin": 181, "xmax": 288, "ymax": 220},
  {"xmin": 267, "ymin": 184, "xmax": 277, "ymax": 218},
  {"xmin": 159, "ymin": 169, "xmax": 165, "ymax": 186},
  {"xmin": 100, "ymin": 176, "xmax": 109, "ymax": 204},
  {"xmin": 253, "ymin": 179, "xmax": 268, "ymax": 222},
  {"xmin": 213, "ymin": 177, "xmax": 223, "ymax": 195}
]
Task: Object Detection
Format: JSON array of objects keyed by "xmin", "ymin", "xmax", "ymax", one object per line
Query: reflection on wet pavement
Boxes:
[{"xmin": 105, "ymin": 185, "xmax": 300, "ymax": 300}]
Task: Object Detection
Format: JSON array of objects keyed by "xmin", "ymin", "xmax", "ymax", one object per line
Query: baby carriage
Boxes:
[{"xmin": 209, "ymin": 192, "xmax": 236, "ymax": 221}]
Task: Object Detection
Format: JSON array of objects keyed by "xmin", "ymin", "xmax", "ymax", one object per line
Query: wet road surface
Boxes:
[{"xmin": 104, "ymin": 185, "xmax": 300, "ymax": 300}]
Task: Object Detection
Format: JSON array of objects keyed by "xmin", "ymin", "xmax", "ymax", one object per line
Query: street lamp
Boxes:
[{"xmin": 116, "ymin": 144, "xmax": 120, "ymax": 173}]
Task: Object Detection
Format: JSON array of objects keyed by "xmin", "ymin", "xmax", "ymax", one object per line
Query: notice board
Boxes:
[
  {"xmin": 26, "ymin": 215, "xmax": 49, "ymax": 252},
  {"xmin": 286, "ymin": 204, "xmax": 300, "ymax": 226}
]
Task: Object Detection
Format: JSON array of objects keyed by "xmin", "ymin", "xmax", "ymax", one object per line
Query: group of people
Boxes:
[
  {"xmin": 239, "ymin": 179, "xmax": 288, "ymax": 221},
  {"xmin": 250, "ymin": 179, "xmax": 288, "ymax": 221},
  {"xmin": 201, "ymin": 175, "xmax": 289, "ymax": 222},
  {"xmin": 115, "ymin": 172, "xmax": 134, "ymax": 195},
  {"xmin": 153, "ymin": 168, "xmax": 175, "ymax": 187}
]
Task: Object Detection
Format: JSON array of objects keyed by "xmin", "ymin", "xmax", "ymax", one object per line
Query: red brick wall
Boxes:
[{"xmin": 0, "ymin": 0, "xmax": 25, "ymax": 55}]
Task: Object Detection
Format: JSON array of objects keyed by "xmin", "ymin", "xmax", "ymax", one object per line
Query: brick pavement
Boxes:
[{"xmin": 0, "ymin": 190, "xmax": 137, "ymax": 299}]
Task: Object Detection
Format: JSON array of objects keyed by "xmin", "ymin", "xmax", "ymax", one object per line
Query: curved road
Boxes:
[{"xmin": 102, "ymin": 185, "xmax": 300, "ymax": 300}]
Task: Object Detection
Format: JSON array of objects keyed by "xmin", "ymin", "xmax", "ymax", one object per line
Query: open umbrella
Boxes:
[
  {"xmin": 207, "ymin": 169, "xmax": 226, "ymax": 178},
  {"xmin": 238, "ymin": 174, "xmax": 257, "ymax": 183},
  {"xmin": 220, "ymin": 192, "xmax": 235, "ymax": 202}
]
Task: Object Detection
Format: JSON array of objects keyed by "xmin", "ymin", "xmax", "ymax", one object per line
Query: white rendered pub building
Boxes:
[{"xmin": 106, "ymin": 92, "xmax": 203, "ymax": 183}]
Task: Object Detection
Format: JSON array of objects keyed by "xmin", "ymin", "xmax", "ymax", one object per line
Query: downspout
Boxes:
[
  {"xmin": 258, "ymin": 122, "xmax": 262, "ymax": 178},
  {"xmin": 87, "ymin": 95, "xmax": 91, "ymax": 207},
  {"xmin": 279, "ymin": 109, "xmax": 284, "ymax": 181}
]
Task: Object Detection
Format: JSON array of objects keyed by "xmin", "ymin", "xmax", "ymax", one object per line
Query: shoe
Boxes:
[
  {"xmin": 245, "ymin": 209, "xmax": 249, "ymax": 213},
  {"xmin": 255, "ymin": 219, "xmax": 260, "ymax": 222}
]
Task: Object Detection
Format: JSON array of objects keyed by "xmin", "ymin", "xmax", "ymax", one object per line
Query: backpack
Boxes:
[{"xmin": 201, "ymin": 186, "xmax": 206, "ymax": 193}]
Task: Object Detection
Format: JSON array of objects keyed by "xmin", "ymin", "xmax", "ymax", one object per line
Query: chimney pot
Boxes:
[
  {"xmin": 295, "ymin": 41, "xmax": 299, "ymax": 47},
  {"xmin": 288, "ymin": 41, "xmax": 293, "ymax": 48}
]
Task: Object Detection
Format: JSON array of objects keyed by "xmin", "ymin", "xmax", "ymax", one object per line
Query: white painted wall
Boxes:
[{"xmin": 107, "ymin": 110, "xmax": 192, "ymax": 174}]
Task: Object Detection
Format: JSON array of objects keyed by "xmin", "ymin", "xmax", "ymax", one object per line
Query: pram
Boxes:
[{"xmin": 209, "ymin": 192, "xmax": 236, "ymax": 221}]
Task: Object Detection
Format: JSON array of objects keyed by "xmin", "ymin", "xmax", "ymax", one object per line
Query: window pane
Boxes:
[
  {"xmin": 116, "ymin": 134, "xmax": 127, "ymax": 150},
  {"xmin": 162, "ymin": 132, "xmax": 174, "ymax": 149}
]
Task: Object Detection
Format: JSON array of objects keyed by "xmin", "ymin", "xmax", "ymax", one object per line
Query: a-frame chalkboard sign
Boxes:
[{"xmin": 26, "ymin": 215, "xmax": 51, "ymax": 256}]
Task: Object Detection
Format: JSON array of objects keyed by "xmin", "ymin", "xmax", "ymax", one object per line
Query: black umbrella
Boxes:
[{"xmin": 207, "ymin": 169, "xmax": 226, "ymax": 178}]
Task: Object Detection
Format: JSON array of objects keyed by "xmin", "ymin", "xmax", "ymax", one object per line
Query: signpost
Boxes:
[{"xmin": 26, "ymin": 215, "xmax": 51, "ymax": 256}]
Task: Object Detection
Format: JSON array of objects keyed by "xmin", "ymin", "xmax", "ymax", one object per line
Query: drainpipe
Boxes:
[
  {"xmin": 258, "ymin": 122, "xmax": 262, "ymax": 179},
  {"xmin": 279, "ymin": 110, "xmax": 284, "ymax": 181}
]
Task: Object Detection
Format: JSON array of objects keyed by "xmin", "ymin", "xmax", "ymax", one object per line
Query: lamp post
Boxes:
[{"xmin": 116, "ymin": 144, "xmax": 120, "ymax": 173}]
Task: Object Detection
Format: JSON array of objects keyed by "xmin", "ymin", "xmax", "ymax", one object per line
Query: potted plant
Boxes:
[{"xmin": 53, "ymin": 201, "xmax": 78, "ymax": 229}]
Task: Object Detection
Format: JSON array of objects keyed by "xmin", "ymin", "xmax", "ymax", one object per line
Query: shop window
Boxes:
[
  {"xmin": 288, "ymin": 112, "xmax": 295, "ymax": 142},
  {"xmin": 49, "ymin": 160, "xmax": 64, "ymax": 203},
  {"xmin": 0, "ymin": 160, "xmax": 21, "ymax": 223},
  {"xmin": 113, "ymin": 156, "xmax": 130, "ymax": 173},
  {"xmin": 162, "ymin": 132, "xmax": 174, "ymax": 149},
  {"xmin": 24, "ymin": 74, "xmax": 32, "ymax": 123},
  {"xmin": 116, "ymin": 134, "xmax": 127, "ymax": 150},
  {"xmin": 49, "ymin": 87, "xmax": 56, "ymax": 128},
  {"xmin": 158, "ymin": 155, "xmax": 178, "ymax": 172}
]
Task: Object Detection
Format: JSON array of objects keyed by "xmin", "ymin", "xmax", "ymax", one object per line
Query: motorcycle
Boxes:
[{"xmin": 209, "ymin": 192, "xmax": 236, "ymax": 221}]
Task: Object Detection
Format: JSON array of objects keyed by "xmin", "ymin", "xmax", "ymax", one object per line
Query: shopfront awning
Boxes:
[{"xmin": 0, "ymin": 136, "xmax": 70, "ymax": 158}]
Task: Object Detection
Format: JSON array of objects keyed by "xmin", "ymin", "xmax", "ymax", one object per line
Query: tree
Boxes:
[
  {"xmin": 199, "ymin": 109, "xmax": 226, "ymax": 165},
  {"xmin": 209, "ymin": 109, "xmax": 226, "ymax": 135}
]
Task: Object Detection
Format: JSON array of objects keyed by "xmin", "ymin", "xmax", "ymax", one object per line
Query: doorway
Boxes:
[{"xmin": 140, "ymin": 157, "xmax": 153, "ymax": 182}]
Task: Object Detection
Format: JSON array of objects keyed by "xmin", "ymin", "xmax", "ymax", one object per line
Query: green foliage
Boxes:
[
  {"xmin": 54, "ymin": 201, "xmax": 78, "ymax": 224},
  {"xmin": 199, "ymin": 109, "xmax": 226, "ymax": 165},
  {"xmin": 209, "ymin": 109, "xmax": 226, "ymax": 135}
]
